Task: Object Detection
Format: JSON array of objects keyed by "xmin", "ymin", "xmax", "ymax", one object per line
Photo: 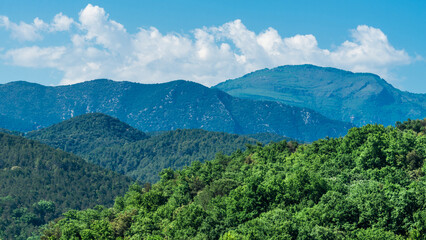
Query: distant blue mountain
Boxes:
[
  {"xmin": 0, "ymin": 79, "xmax": 352, "ymax": 142},
  {"xmin": 214, "ymin": 64, "xmax": 426, "ymax": 126}
]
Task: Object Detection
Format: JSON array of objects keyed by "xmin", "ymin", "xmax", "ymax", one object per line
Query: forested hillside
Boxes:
[
  {"xmin": 0, "ymin": 128, "xmax": 23, "ymax": 136},
  {"xmin": 0, "ymin": 79, "xmax": 353, "ymax": 142},
  {"xmin": 0, "ymin": 133, "xmax": 134, "ymax": 239},
  {"xmin": 41, "ymin": 120, "xmax": 426, "ymax": 239},
  {"xmin": 27, "ymin": 113, "xmax": 291, "ymax": 183},
  {"xmin": 26, "ymin": 113, "xmax": 149, "ymax": 155},
  {"xmin": 397, "ymin": 118, "xmax": 426, "ymax": 134},
  {"xmin": 215, "ymin": 64, "xmax": 426, "ymax": 126},
  {"xmin": 85, "ymin": 128, "xmax": 263, "ymax": 183}
]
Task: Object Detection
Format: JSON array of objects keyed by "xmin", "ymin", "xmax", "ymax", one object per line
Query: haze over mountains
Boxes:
[
  {"xmin": 0, "ymin": 77, "xmax": 353, "ymax": 142},
  {"xmin": 215, "ymin": 65, "xmax": 426, "ymax": 126}
]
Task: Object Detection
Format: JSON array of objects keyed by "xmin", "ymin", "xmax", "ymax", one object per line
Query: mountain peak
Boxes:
[
  {"xmin": 4, "ymin": 80, "xmax": 46, "ymax": 88},
  {"xmin": 215, "ymin": 64, "xmax": 426, "ymax": 126},
  {"xmin": 27, "ymin": 113, "xmax": 148, "ymax": 154},
  {"xmin": 0, "ymin": 77, "xmax": 352, "ymax": 142}
]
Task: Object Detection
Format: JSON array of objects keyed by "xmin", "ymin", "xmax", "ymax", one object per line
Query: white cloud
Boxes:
[
  {"xmin": 0, "ymin": 16, "xmax": 10, "ymax": 28},
  {"xmin": 1, "ymin": 16, "xmax": 45, "ymax": 41},
  {"xmin": 50, "ymin": 13, "xmax": 74, "ymax": 31},
  {"xmin": 0, "ymin": 4, "xmax": 414, "ymax": 86},
  {"xmin": 5, "ymin": 46, "xmax": 66, "ymax": 67},
  {"xmin": 0, "ymin": 13, "xmax": 74, "ymax": 41},
  {"xmin": 329, "ymin": 25, "xmax": 410, "ymax": 77},
  {"xmin": 78, "ymin": 4, "xmax": 128, "ymax": 51}
]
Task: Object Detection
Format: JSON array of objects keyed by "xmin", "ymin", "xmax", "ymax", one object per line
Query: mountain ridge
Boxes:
[
  {"xmin": 214, "ymin": 64, "xmax": 426, "ymax": 126},
  {"xmin": 0, "ymin": 78, "xmax": 353, "ymax": 142},
  {"xmin": 26, "ymin": 113, "xmax": 293, "ymax": 183}
]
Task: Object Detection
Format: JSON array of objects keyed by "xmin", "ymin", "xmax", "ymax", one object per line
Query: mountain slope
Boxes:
[
  {"xmin": 87, "ymin": 129, "xmax": 262, "ymax": 183},
  {"xmin": 42, "ymin": 121, "xmax": 426, "ymax": 239},
  {"xmin": 0, "ymin": 79, "xmax": 353, "ymax": 142},
  {"xmin": 27, "ymin": 113, "xmax": 292, "ymax": 183},
  {"xmin": 27, "ymin": 113, "xmax": 149, "ymax": 155},
  {"xmin": 214, "ymin": 64, "xmax": 426, "ymax": 126},
  {"xmin": 0, "ymin": 132, "xmax": 134, "ymax": 239}
]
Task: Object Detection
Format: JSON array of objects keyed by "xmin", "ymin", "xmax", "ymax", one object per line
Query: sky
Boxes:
[{"xmin": 0, "ymin": 0, "xmax": 425, "ymax": 92}]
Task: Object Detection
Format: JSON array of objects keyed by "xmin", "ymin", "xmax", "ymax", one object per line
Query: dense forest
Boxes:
[
  {"xmin": 396, "ymin": 118, "xmax": 426, "ymax": 134},
  {"xmin": 0, "ymin": 128, "xmax": 23, "ymax": 136},
  {"xmin": 0, "ymin": 133, "xmax": 134, "ymax": 239},
  {"xmin": 27, "ymin": 113, "xmax": 290, "ymax": 183},
  {"xmin": 26, "ymin": 113, "xmax": 149, "ymax": 155},
  {"xmin": 41, "ymin": 120, "xmax": 426, "ymax": 239},
  {"xmin": 86, "ymin": 128, "xmax": 261, "ymax": 183}
]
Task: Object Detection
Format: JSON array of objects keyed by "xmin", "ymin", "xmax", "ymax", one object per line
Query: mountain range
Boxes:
[
  {"xmin": 0, "ymin": 78, "xmax": 353, "ymax": 142},
  {"xmin": 1, "ymin": 64, "xmax": 425, "ymax": 239},
  {"xmin": 215, "ymin": 64, "xmax": 426, "ymax": 126}
]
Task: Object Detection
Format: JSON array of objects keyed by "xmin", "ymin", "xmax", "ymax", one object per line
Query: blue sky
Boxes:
[{"xmin": 0, "ymin": 0, "xmax": 425, "ymax": 92}]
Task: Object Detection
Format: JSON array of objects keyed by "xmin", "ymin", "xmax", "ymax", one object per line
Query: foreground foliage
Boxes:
[
  {"xmin": 0, "ymin": 133, "xmax": 133, "ymax": 239},
  {"xmin": 42, "ymin": 123, "xmax": 426, "ymax": 239},
  {"xmin": 397, "ymin": 118, "xmax": 426, "ymax": 134}
]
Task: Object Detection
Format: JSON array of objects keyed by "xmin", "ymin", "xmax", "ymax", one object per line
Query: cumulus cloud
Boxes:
[
  {"xmin": 0, "ymin": 4, "xmax": 414, "ymax": 86},
  {"xmin": 330, "ymin": 25, "xmax": 410, "ymax": 76},
  {"xmin": 5, "ymin": 46, "xmax": 66, "ymax": 67},
  {"xmin": 50, "ymin": 13, "xmax": 74, "ymax": 31},
  {"xmin": 0, "ymin": 13, "xmax": 74, "ymax": 41},
  {"xmin": 0, "ymin": 16, "xmax": 45, "ymax": 41}
]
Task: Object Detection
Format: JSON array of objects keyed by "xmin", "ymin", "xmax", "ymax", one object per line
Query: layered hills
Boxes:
[
  {"xmin": 0, "ymin": 79, "xmax": 353, "ymax": 142},
  {"xmin": 2, "ymin": 64, "xmax": 426, "ymax": 239},
  {"xmin": 27, "ymin": 113, "xmax": 291, "ymax": 183},
  {"xmin": 41, "ymin": 119, "xmax": 426, "ymax": 239},
  {"xmin": 215, "ymin": 64, "xmax": 426, "ymax": 126},
  {"xmin": 0, "ymin": 132, "xmax": 134, "ymax": 239}
]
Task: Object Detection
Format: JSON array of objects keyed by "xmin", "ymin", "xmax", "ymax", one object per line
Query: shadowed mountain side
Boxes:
[{"xmin": 0, "ymin": 132, "xmax": 134, "ymax": 239}]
